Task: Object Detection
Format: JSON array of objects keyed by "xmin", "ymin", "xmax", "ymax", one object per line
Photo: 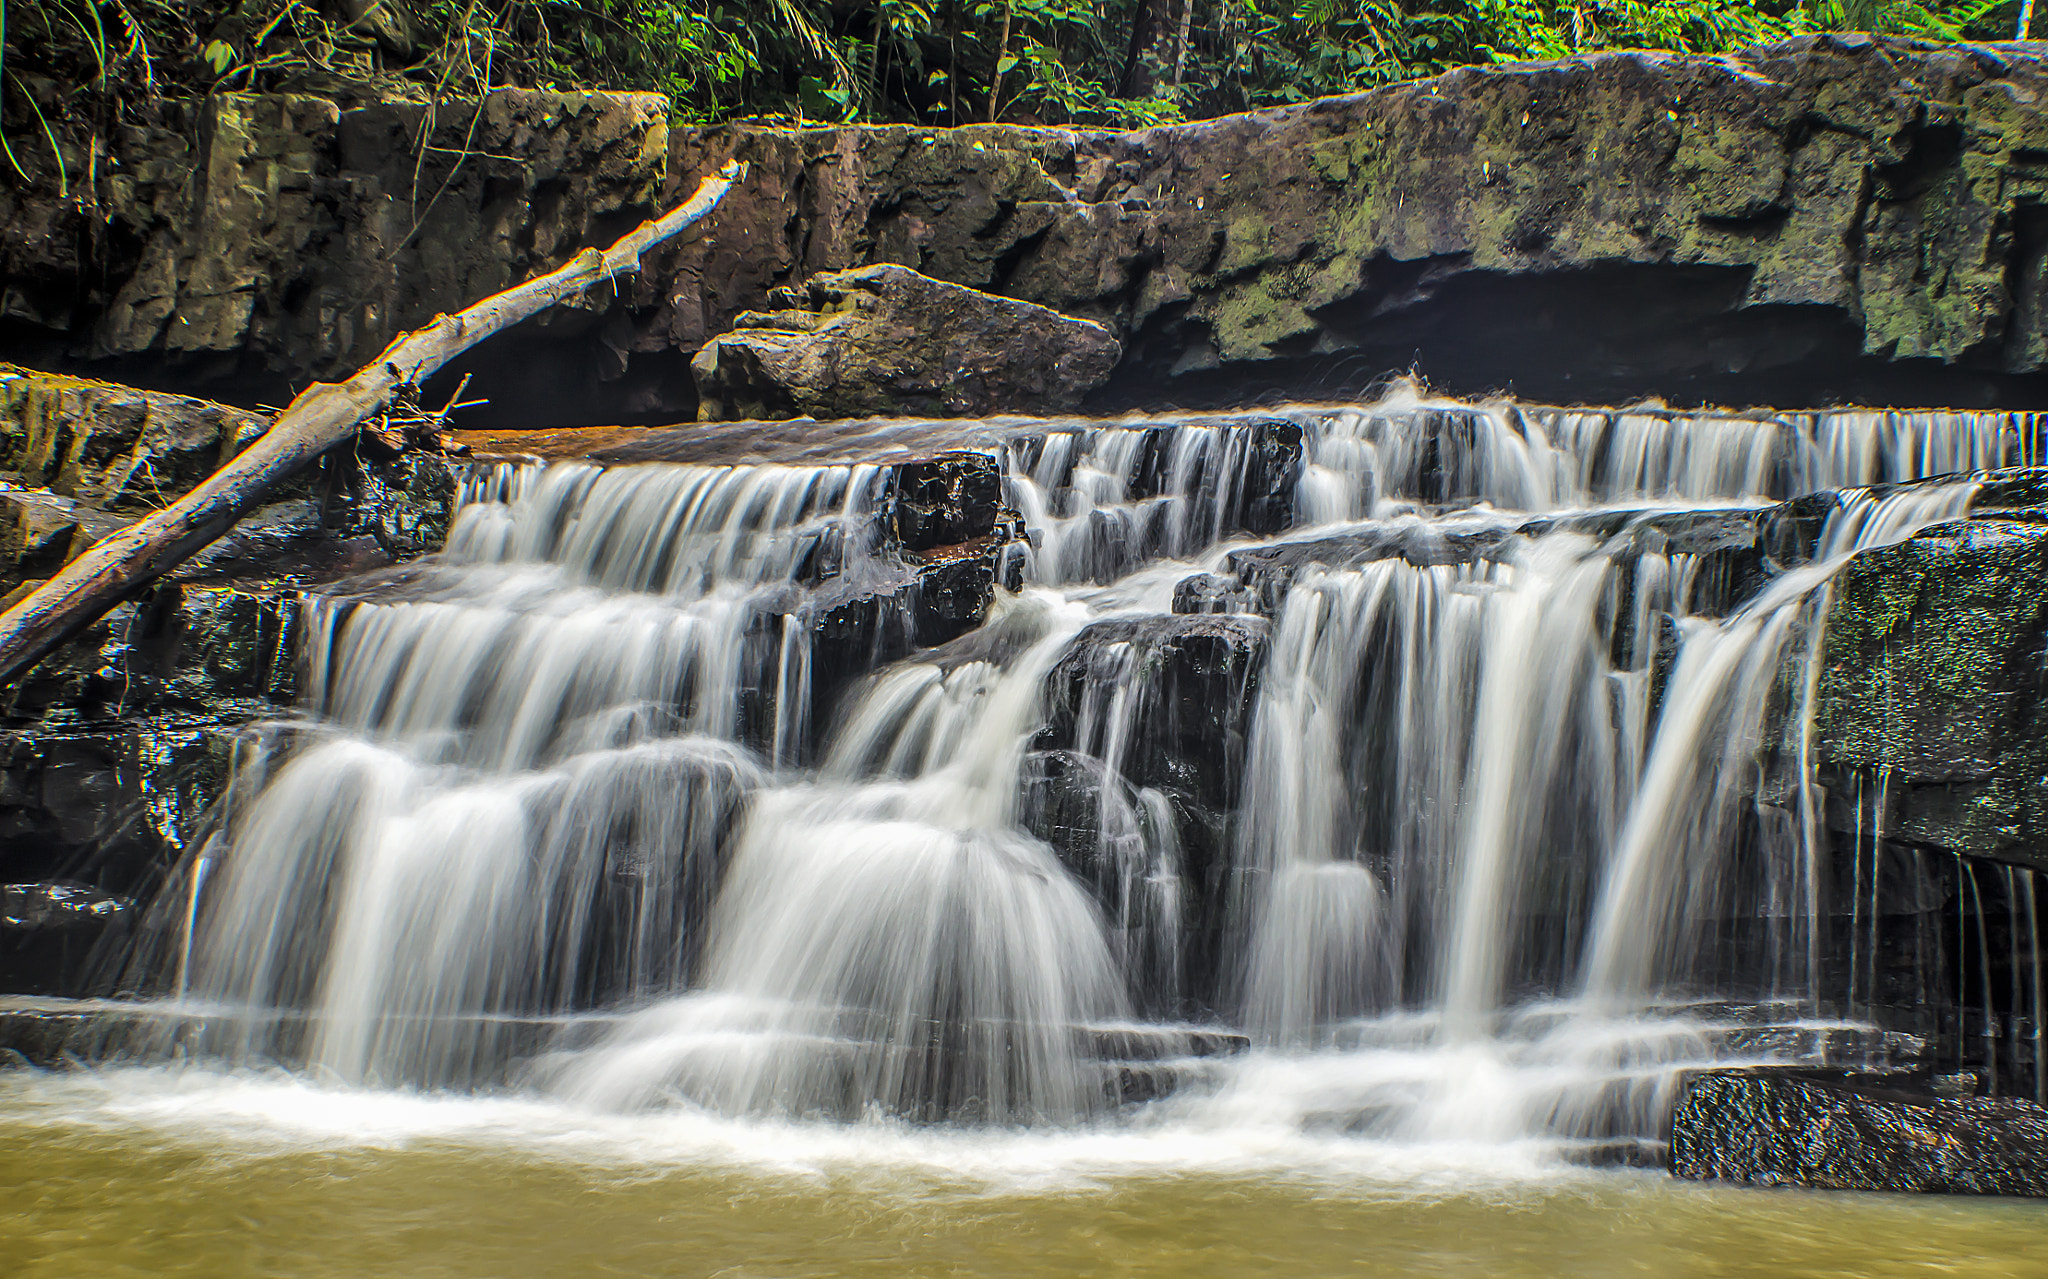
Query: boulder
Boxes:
[
  {"xmin": 690, "ymin": 265, "xmax": 1121, "ymax": 421},
  {"xmin": 1670, "ymin": 1067, "xmax": 2048, "ymax": 1196},
  {"xmin": 1814, "ymin": 515, "xmax": 2048, "ymax": 869}
]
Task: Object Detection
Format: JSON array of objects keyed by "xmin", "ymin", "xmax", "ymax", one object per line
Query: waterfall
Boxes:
[
  {"xmin": 1579, "ymin": 482, "xmax": 1980, "ymax": 1011},
  {"xmin": 105, "ymin": 390, "xmax": 2036, "ymax": 1141}
]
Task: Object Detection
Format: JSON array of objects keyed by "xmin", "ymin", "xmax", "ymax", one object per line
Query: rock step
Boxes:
[{"xmin": 1670, "ymin": 1066, "xmax": 2048, "ymax": 1196}]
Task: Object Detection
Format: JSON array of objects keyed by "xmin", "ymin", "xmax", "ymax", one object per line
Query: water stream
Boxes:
[{"xmin": 5, "ymin": 388, "xmax": 2045, "ymax": 1271}]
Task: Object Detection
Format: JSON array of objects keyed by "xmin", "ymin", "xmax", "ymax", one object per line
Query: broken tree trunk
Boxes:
[{"xmin": 0, "ymin": 160, "xmax": 743, "ymax": 689}]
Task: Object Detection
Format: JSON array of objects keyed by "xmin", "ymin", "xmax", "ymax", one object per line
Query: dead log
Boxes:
[{"xmin": 0, "ymin": 160, "xmax": 744, "ymax": 688}]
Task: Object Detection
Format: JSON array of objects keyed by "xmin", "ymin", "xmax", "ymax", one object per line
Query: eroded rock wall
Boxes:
[
  {"xmin": 664, "ymin": 37, "xmax": 2048, "ymax": 412},
  {"xmin": 1, "ymin": 90, "xmax": 670, "ymax": 420},
  {"xmin": 12, "ymin": 38, "xmax": 2048, "ymax": 422}
]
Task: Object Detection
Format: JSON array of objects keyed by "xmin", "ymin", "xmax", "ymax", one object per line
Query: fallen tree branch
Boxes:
[{"xmin": 0, "ymin": 159, "xmax": 744, "ymax": 688}]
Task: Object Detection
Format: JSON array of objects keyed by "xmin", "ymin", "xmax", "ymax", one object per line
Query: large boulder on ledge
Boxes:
[{"xmin": 690, "ymin": 264, "xmax": 1121, "ymax": 421}]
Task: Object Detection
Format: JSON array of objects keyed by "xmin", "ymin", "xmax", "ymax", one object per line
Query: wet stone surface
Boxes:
[{"xmin": 1670, "ymin": 1067, "xmax": 2048, "ymax": 1196}]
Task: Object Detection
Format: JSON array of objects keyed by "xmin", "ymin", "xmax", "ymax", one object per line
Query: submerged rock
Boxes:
[
  {"xmin": 1670, "ymin": 1067, "xmax": 2048, "ymax": 1196},
  {"xmin": 691, "ymin": 265, "xmax": 1121, "ymax": 421}
]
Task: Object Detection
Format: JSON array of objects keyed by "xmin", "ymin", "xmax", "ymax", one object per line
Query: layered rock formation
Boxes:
[
  {"xmin": 11, "ymin": 38, "xmax": 2048, "ymax": 422},
  {"xmin": 0, "ymin": 371, "xmax": 464, "ymax": 994},
  {"xmin": 1, "ymin": 91, "xmax": 670, "ymax": 420}
]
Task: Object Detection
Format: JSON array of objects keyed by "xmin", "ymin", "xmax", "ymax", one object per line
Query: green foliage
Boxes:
[{"xmin": 0, "ymin": 0, "xmax": 2028, "ymax": 177}]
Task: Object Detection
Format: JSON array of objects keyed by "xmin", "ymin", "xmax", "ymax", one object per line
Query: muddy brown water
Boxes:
[{"xmin": 1, "ymin": 1067, "xmax": 2044, "ymax": 1279}]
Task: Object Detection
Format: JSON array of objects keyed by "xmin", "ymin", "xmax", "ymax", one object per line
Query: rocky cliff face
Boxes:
[
  {"xmin": 0, "ymin": 90, "xmax": 670, "ymax": 422},
  {"xmin": 673, "ymin": 37, "xmax": 2048, "ymax": 414},
  {"xmin": 9, "ymin": 37, "xmax": 2048, "ymax": 423}
]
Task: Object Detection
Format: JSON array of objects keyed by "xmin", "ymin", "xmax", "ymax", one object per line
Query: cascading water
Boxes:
[{"xmin": 88, "ymin": 386, "xmax": 2042, "ymax": 1156}]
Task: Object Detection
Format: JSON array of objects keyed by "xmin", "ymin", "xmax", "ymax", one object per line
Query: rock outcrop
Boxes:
[
  {"xmin": 1, "ymin": 365, "xmax": 268, "ymax": 511},
  {"xmin": 1671, "ymin": 1067, "xmax": 2048, "ymax": 1196},
  {"xmin": 12, "ymin": 39, "xmax": 2048, "ymax": 420},
  {"xmin": 691, "ymin": 264, "xmax": 1121, "ymax": 420},
  {"xmin": 1815, "ymin": 510, "xmax": 2048, "ymax": 871},
  {"xmin": 668, "ymin": 37, "xmax": 2048, "ymax": 413},
  {"xmin": 1, "ymin": 91, "xmax": 670, "ymax": 422}
]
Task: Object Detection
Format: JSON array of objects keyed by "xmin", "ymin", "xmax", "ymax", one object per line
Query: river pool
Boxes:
[{"xmin": 1, "ymin": 1066, "xmax": 2043, "ymax": 1278}]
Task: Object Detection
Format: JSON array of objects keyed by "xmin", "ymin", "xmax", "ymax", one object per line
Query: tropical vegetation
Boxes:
[{"xmin": 0, "ymin": 0, "xmax": 2029, "ymax": 180}]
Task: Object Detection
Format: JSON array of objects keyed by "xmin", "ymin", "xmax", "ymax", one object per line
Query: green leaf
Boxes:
[
  {"xmin": 202, "ymin": 40, "xmax": 235, "ymax": 76},
  {"xmin": 997, "ymin": 54, "xmax": 1019, "ymax": 73},
  {"xmin": 798, "ymin": 75, "xmax": 853, "ymax": 119}
]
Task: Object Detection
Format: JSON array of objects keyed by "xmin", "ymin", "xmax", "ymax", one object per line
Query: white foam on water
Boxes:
[{"xmin": 0, "ymin": 1058, "xmax": 1599, "ymax": 1199}]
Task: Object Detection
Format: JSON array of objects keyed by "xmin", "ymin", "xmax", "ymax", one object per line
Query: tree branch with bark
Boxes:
[{"xmin": 0, "ymin": 159, "xmax": 745, "ymax": 689}]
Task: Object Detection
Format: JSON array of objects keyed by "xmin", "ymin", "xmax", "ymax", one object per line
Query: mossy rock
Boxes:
[{"xmin": 1817, "ymin": 516, "xmax": 2048, "ymax": 863}]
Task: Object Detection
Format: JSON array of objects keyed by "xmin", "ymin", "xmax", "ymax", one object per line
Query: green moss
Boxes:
[
  {"xmin": 1214, "ymin": 213, "xmax": 1276, "ymax": 278},
  {"xmin": 1819, "ymin": 519, "xmax": 2048, "ymax": 770},
  {"xmin": 1207, "ymin": 264, "xmax": 1323, "ymax": 357}
]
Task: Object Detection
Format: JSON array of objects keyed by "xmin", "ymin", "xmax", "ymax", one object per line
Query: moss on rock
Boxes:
[{"xmin": 1817, "ymin": 515, "xmax": 2048, "ymax": 863}]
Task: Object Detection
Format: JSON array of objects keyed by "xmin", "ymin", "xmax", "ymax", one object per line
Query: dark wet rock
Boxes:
[
  {"xmin": 1089, "ymin": 1022, "xmax": 1250, "ymax": 1104},
  {"xmin": 2, "ymin": 570, "xmax": 313, "ymax": 727},
  {"xmin": 1561, "ymin": 507, "xmax": 1782, "ymax": 641},
  {"xmin": 1020, "ymin": 749, "xmax": 1129, "ymax": 876},
  {"xmin": 1029, "ymin": 614, "xmax": 1268, "ymax": 1013},
  {"xmin": 0, "ymin": 365, "xmax": 267, "ymax": 510},
  {"xmin": 1119, "ymin": 416, "xmax": 1301, "ymax": 538},
  {"xmin": 1038, "ymin": 613, "xmax": 1268, "ymax": 807},
  {"xmin": 1172, "ymin": 572, "xmax": 1258, "ymax": 615},
  {"xmin": 1018, "ymin": 745, "xmax": 1217, "ymax": 1018},
  {"xmin": 1231, "ymin": 419, "xmax": 1305, "ymax": 537},
  {"xmin": 0, "ymin": 998, "xmax": 104, "ymax": 1065},
  {"xmin": 341, "ymin": 453, "xmax": 463, "ymax": 557},
  {"xmin": 0, "ymin": 395, "xmax": 468, "ymax": 1003},
  {"xmin": 1814, "ymin": 517, "xmax": 2048, "ymax": 870},
  {"xmin": 776, "ymin": 527, "xmax": 1026, "ymax": 761},
  {"xmin": 1972, "ymin": 469, "xmax": 2048, "ymax": 513},
  {"xmin": 691, "ymin": 265, "xmax": 1121, "ymax": 421},
  {"xmin": 0, "ymin": 367, "xmax": 458, "ymax": 610},
  {"xmin": 1670, "ymin": 1067, "xmax": 2048, "ymax": 1196},
  {"xmin": 885, "ymin": 451, "xmax": 1005, "ymax": 551},
  {"xmin": 0, "ymin": 714, "xmax": 243, "ymax": 999},
  {"xmin": 0, "ymin": 885, "xmax": 132, "ymax": 998},
  {"xmin": 1226, "ymin": 521, "xmax": 1514, "ymax": 609}
]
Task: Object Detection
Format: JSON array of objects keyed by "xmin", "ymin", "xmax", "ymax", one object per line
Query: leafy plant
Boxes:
[{"xmin": 0, "ymin": 0, "xmax": 2027, "ymax": 187}]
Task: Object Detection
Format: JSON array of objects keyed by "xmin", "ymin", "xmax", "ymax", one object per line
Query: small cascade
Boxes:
[
  {"xmin": 1580, "ymin": 482, "xmax": 1980, "ymax": 1012},
  {"xmin": 85, "ymin": 387, "xmax": 2048, "ymax": 1148}
]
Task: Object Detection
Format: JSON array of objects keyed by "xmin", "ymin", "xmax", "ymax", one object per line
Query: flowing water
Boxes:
[{"xmin": 5, "ymin": 387, "xmax": 2047, "ymax": 1272}]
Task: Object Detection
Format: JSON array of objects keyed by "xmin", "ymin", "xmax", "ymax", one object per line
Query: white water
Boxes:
[{"xmin": 86, "ymin": 387, "xmax": 2037, "ymax": 1165}]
